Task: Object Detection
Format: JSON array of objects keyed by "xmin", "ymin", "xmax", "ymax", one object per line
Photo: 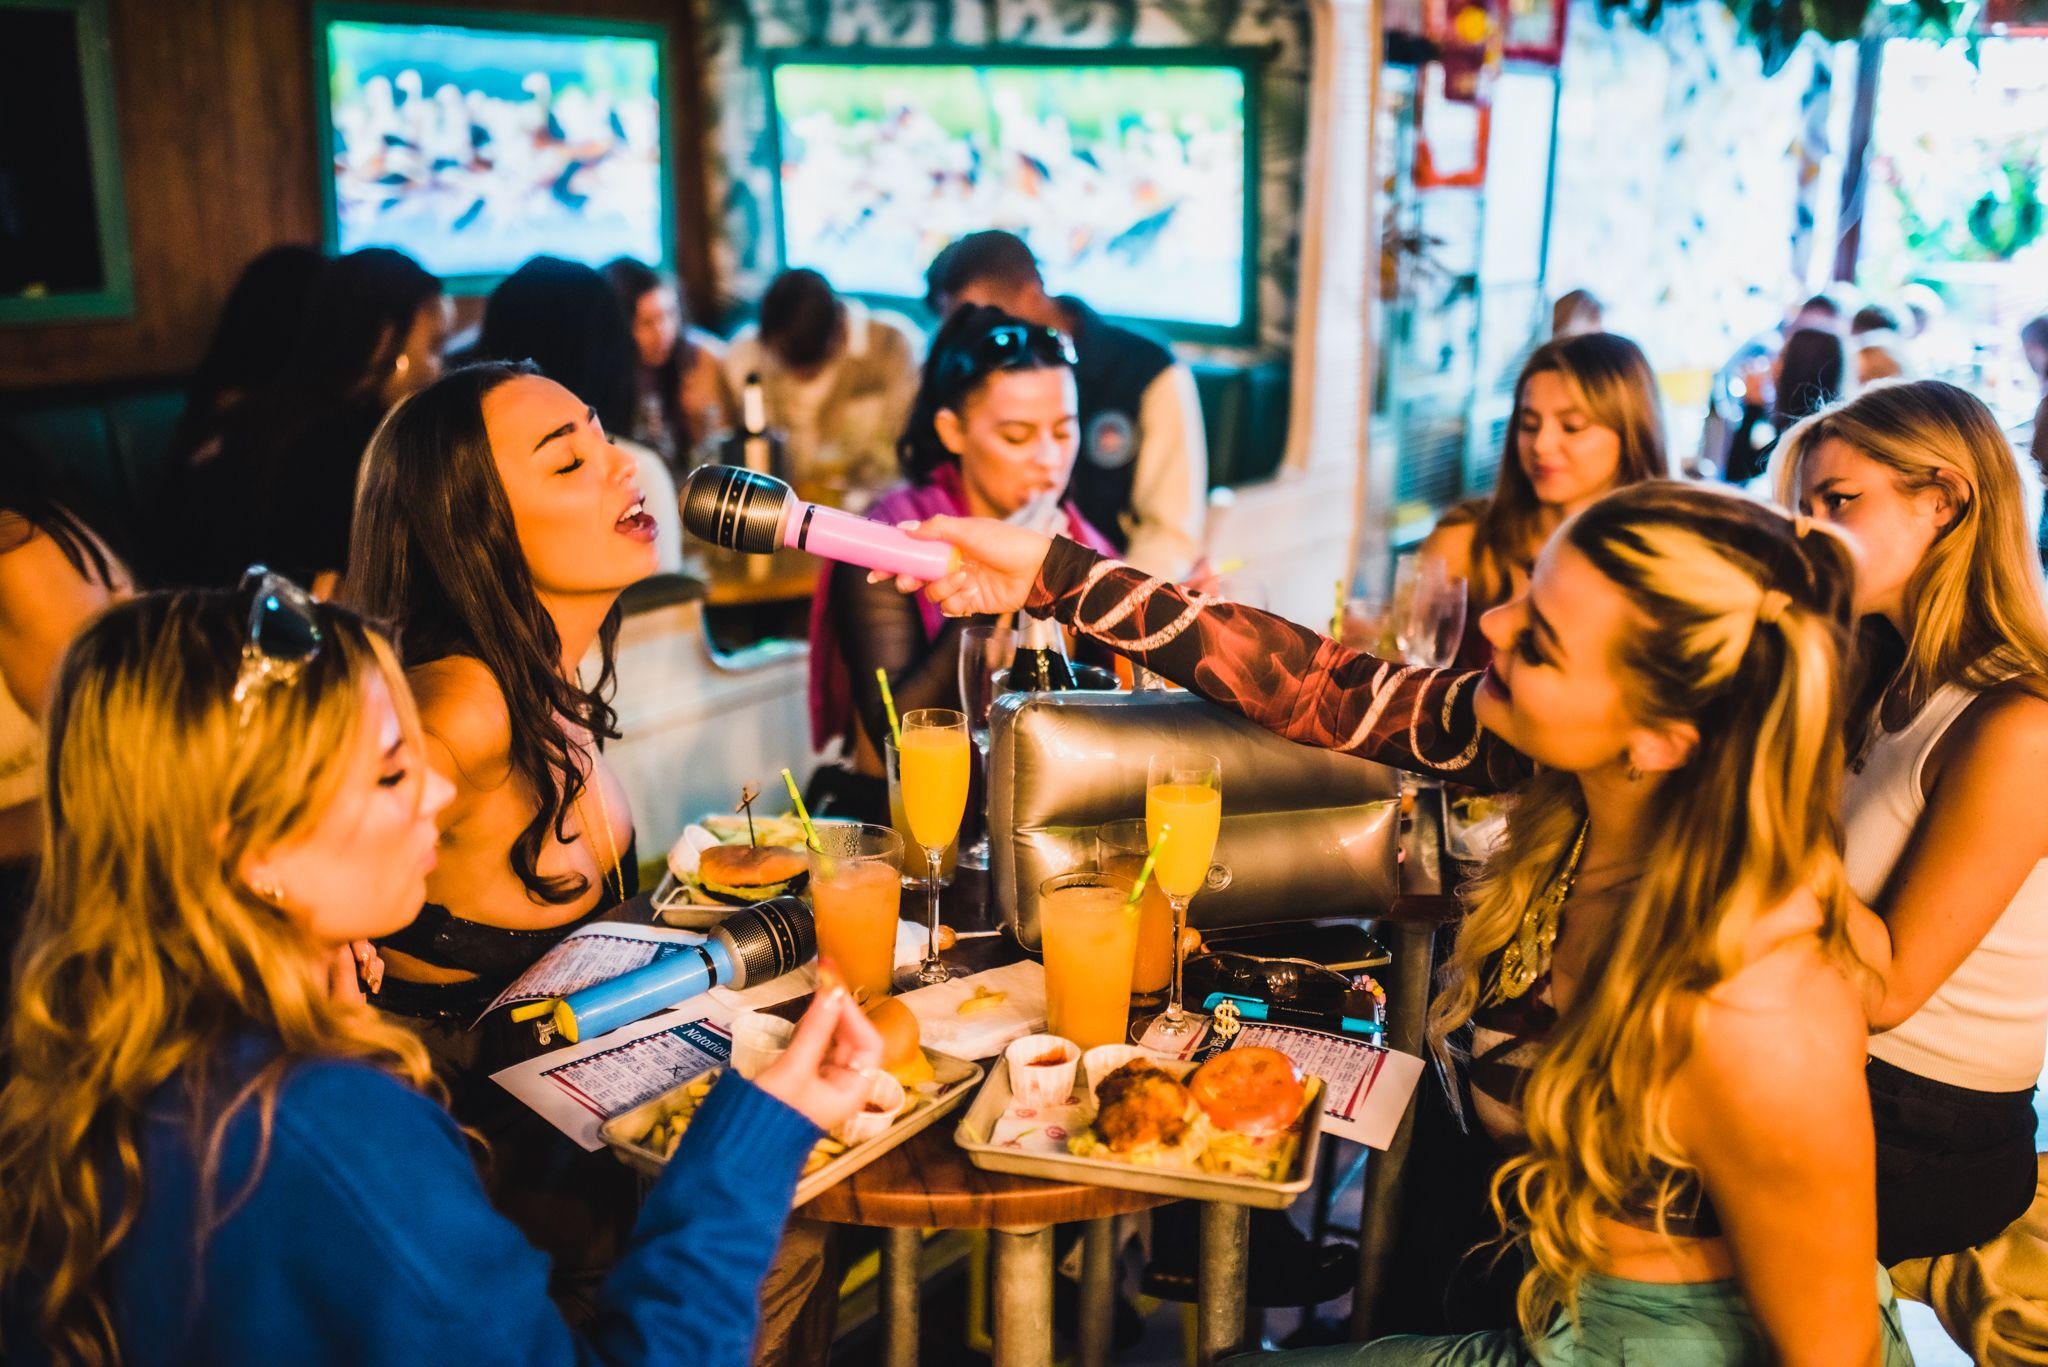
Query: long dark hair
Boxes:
[
  {"xmin": 477, "ymin": 256, "xmax": 637, "ymax": 439},
  {"xmin": 603, "ymin": 256, "xmax": 690, "ymax": 453},
  {"xmin": 175, "ymin": 244, "xmax": 325, "ymax": 461},
  {"xmin": 344, "ymin": 362, "xmax": 621, "ymax": 906},
  {"xmin": 0, "ymin": 430, "xmax": 119, "ymax": 588},
  {"xmin": 899, "ymin": 304, "xmax": 1075, "ymax": 485},
  {"xmin": 1772, "ymin": 327, "xmax": 1846, "ymax": 432},
  {"xmin": 1456, "ymin": 332, "xmax": 1668, "ymax": 610}
]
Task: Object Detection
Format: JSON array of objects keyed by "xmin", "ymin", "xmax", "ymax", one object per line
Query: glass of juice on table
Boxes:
[
  {"xmin": 899, "ymin": 708, "xmax": 970, "ymax": 985},
  {"xmin": 1039, "ymin": 870, "xmax": 1140, "ymax": 1049},
  {"xmin": 1098, "ymin": 819, "xmax": 1171, "ymax": 1005},
  {"xmin": 806, "ymin": 822, "xmax": 903, "ymax": 1003},
  {"xmin": 1135, "ymin": 750, "xmax": 1222, "ymax": 1043},
  {"xmin": 886, "ymin": 737, "xmax": 956, "ymax": 888}
]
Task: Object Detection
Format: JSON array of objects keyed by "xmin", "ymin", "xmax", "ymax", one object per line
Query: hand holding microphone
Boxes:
[
  {"xmin": 871, "ymin": 514, "xmax": 1052, "ymax": 619},
  {"xmin": 681, "ymin": 465, "xmax": 960, "ymax": 581}
]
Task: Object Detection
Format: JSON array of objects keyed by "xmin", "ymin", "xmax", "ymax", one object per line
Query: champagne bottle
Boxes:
[
  {"xmin": 1004, "ymin": 615, "xmax": 1076, "ymax": 692},
  {"xmin": 737, "ymin": 372, "xmax": 777, "ymax": 476}
]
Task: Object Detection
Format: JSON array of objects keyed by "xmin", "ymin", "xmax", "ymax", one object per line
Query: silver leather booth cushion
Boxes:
[{"xmin": 988, "ymin": 690, "xmax": 1400, "ymax": 949}]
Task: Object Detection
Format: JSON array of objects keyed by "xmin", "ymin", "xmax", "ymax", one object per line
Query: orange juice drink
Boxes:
[
  {"xmin": 1039, "ymin": 872, "xmax": 1140, "ymax": 1049},
  {"xmin": 1147, "ymin": 783, "xmax": 1222, "ymax": 899},
  {"xmin": 900, "ymin": 726, "xmax": 970, "ymax": 852},
  {"xmin": 812, "ymin": 859, "xmax": 902, "ymax": 1001},
  {"xmin": 888, "ymin": 752, "xmax": 957, "ymax": 884},
  {"xmin": 1099, "ymin": 820, "xmax": 1172, "ymax": 997}
]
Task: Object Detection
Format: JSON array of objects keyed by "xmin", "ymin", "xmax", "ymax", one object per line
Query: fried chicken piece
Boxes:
[{"xmin": 1092, "ymin": 1062, "xmax": 1194, "ymax": 1152}]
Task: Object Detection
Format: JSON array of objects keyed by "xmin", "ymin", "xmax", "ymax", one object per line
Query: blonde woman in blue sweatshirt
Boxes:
[{"xmin": 0, "ymin": 584, "xmax": 881, "ymax": 1367}]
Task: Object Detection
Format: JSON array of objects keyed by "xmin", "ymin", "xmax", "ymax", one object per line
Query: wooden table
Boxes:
[
  {"xmin": 784, "ymin": 872, "xmax": 1259, "ymax": 1367},
  {"xmin": 803, "ymin": 1126, "xmax": 1169, "ymax": 1367}
]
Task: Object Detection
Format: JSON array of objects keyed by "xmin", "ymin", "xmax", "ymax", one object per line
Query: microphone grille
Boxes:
[
  {"xmin": 681, "ymin": 465, "xmax": 788, "ymax": 554},
  {"xmin": 715, "ymin": 896, "xmax": 816, "ymax": 989}
]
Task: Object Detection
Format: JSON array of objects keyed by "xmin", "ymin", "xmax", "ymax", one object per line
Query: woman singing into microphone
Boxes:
[{"xmin": 885, "ymin": 484, "xmax": 1910, "ymax": 1363}]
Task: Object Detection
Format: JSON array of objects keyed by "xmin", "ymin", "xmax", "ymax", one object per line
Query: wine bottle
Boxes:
[
  {"xmin": 1004, "ymin": 615, "xmax": 1076, "ymax": 692},
  {"xmin": 738, "ymin": 372, "xmax": 777, "ymax": 476}
]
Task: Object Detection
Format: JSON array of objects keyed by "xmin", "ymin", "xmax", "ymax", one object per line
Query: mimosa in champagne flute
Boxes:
[
  {"xmin": 899, "ymin": 708, "xmax": 970, "ymax": 985},
  {"xmin": 1134, "ymin": 750, "xmax": 1222, "ymax": 1042}
]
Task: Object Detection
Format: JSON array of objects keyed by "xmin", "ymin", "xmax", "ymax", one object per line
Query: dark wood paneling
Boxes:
[{"xmin": 0, "ymin": 0, "xmax": 711, "ymax": 392}]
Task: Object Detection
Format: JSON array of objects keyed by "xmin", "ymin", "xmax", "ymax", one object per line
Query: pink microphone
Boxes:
[{"xmin": 681, "ymin": 465, "xmax": 958, "ymax": 581}]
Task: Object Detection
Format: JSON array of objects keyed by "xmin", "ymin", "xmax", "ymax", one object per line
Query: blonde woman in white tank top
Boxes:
[{"xmin": 1780, "ymin": 382, "xmax": 2048, "ymax": 1345}]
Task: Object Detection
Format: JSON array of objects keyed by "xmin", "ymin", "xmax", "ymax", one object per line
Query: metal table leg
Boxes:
[
  {"xmin": 881, "ymin": 1225, "xmax": 920, "ymax": 1367},
  {"xmin": 993, "ymin": 1224, "xmax": 1054, "ymax": 1367},
  {"xmin": 1197, "ymin": 1202, "xmax": 1251, "ymax": 1366},
  {"xmin": 1350, "ymin": 920, "xmax": 1434, "ymax": 1339},
  {"xmin": 1079, "ymin": 1217, "xmax": 1116, "ymax": 1367}
]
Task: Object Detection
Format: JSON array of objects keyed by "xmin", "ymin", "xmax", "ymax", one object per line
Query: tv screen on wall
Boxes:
[
  {"xmin": 768, "ymin": 53, "xmax": 1258, "ymax": 341},
  {"xmin": 315, "ymin": 6, "xmax": 670, "ymax": 284}
]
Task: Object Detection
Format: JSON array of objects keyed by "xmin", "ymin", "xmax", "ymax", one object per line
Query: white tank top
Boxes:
[{"xmin": 1843, "ymin": 680, "xmax": 2048, "ymax": 1092}]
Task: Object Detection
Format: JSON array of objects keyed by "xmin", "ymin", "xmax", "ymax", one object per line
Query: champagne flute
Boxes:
[
  {"xmin": 955, "ymin": 622, "xmax": 1014, "ymax": 871},
  {"xmin": 1132, "ymin": 750, "xmax": 1222, "ymax": 1043},
  {"xmin": 897, "ymin": 708, "xmax": 970, "ymax": 985},
  {"xmin": 1391, "ymin": 555, "xmax": 1469, "ymax": 669}
]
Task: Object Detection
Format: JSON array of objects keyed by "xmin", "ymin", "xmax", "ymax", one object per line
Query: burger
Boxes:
[
  {"xmin": 863, "ymin": 997, "xmax": 935, "ymax": 1088},
  {"xmin": 1070, "ymin": 1061, "xmax": 1208, "ymax": 1168},
  {"xmin": 697, "ymin": 842, "xmax": 807, "ymax": 906},
  {"xmin": 1187, "ymin": 1047, "xmax": 1309, "ymax": 1179}
]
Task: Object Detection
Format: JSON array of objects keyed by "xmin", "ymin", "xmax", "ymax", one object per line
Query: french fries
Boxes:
[{"xmin": 628, "ymin": 1070, "xmax": 921, "ymax": 1171}]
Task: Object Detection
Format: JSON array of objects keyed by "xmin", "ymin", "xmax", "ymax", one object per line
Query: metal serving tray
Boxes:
[
  {"xmin": 601, "ymin": 1050, "xmax": 983, "ymax": 1206},
  {"xmin": 952, "ymin": 1057, "xmax": 1324, "ymax": 1210}
]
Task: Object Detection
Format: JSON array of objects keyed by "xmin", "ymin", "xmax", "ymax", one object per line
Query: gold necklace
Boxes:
[
  {"xmin": 571, "ymin": 667, "xmax": 625, "ymax": 903},
  {"xmin": 1496, "ymin": 820, "xmax": 1588, "ymax": 1000}
]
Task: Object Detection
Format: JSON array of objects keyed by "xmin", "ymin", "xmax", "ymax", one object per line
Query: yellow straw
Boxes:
[
  {"xmin": 1127, "ymin": 825, "xmax": 1171, "ymax": 906},
  {"xmin": 781, "ymin": 768, "xmax": 822, "ymax": 850},
  {"xmin": 1216, "ymin": 557, "xmax": 1246, "ymax": 577},
  {"xmin": 510, "ymin": 999, "xmax": 555, "ymax": 1023},
  {"xmin": 875, "ymin": 668, "xmax": 903, "ymax": 746},
  {"xmin": 1331, "ymin": 580, "xmax": 1345, "ymax": 639}
]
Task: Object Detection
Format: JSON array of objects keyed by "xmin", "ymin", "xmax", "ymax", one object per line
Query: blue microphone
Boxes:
[{"xmin": 547, "ymin": 896, "xmax": 815, "ymax": 1043}]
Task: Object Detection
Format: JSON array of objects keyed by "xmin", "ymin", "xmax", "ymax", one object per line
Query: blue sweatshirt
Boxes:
[{"xmin": 11, "ymin": 1035, "xmax": 819, "ymax": 1366}]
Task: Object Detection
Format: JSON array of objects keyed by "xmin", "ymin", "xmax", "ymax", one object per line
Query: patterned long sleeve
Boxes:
[{"xmin": 1026, "ymin": 538, "xmax": 1531, "ymax": 792}]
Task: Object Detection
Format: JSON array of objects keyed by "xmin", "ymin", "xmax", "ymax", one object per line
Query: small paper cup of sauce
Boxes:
[
  {"xmin": 1006, "ymin": 1034, "xmax": 1081, "ymax": 1108},
  {"xmin": 833, "ymin": 1070, "xmax": 908, "ymax": 1145}
]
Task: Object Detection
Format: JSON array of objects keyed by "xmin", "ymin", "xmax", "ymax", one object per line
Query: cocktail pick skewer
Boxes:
[
  {"xmin": 875, "ymin": 668, "xmax": 903, "ymax": 746},
  {"xmin": 735, "ymin": 782, "xmax": 761, "ymax": 848}
]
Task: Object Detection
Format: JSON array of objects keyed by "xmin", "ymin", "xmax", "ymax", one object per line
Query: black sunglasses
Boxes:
[
  {"xmin": 231, "ymin": 565, "xmax": 323, "ymax": 725},
  {"xmin": 934, "ymin": 323, "xmax": 1077, "ymax": 392}
]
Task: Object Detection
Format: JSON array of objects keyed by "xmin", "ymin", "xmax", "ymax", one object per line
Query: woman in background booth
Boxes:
[
  {"xmin": 1779, "ymin": 382, "xmax": 2048, "ymax": 1357},
  {"xmin": 158, "ymin": 247, "xmax": 444, "ymax": 591},
  {"xmin": 805, "ymin": 304, "xmax": 1117, "ymax": 821},
  {"xmin": 1418, "ymin": 334, "xmax": 1667, "ymax": 667},
  {"xmin": 169, "ymin": 244, "xmax": 326, "ymax": 472},
  {"xmin": 1724, "ymin": 326, "xmax": 1845, "ymax": 486},
  {"xmin": 0, "ymin": 586, "xmax": 880, "ymax": 1367},
  {"xmin": 604, "ymin": 256, "xmax": 733, "ymax": 473},
  {"xmin": 887, "ymin": 483, "xmax": 1910, "ymax": 1362}
]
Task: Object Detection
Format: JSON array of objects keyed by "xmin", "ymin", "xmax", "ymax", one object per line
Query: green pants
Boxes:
[{"xmin": 1236, "ymin": 1267, "xmax": 1915, "ymax": 1366}]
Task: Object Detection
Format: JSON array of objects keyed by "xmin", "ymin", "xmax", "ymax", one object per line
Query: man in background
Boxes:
[
  {"xmin": 724, "ymin": 268, "xmax": 921, "ymax": 504},
  {"xmin": 924, "ymin": 231, "xmax": 1208, "ymax": 577}
]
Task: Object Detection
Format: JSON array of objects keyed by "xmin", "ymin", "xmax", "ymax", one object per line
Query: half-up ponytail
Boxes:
[{"xmin": 1428, "ymin": 480, "xmax": 1860, "ymax": 1335}]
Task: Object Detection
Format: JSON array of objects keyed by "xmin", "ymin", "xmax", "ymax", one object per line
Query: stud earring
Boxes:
[
  {"xmin": 253, "ymin": 879, "xmax": 288, "ymax": 905},
  {"xmin": 1625, "ymin": 759, "xmax": 1644, "ymax": 782}
]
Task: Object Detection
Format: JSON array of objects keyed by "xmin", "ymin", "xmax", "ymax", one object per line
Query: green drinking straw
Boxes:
[
  {"xmin": 875, "ymin": 668, "xmax": 904, "ymax": 746},
  {"xmin": 1127, "ymin": 825, "xmax": 1171, "ymax": 906},
  {"xmin": 1331, "ymin": 580, "xmax": 1346, "ymax": 639},
  {"xmin": 780, "ymin": 768, "xmax": 822, "ymax": 851}
]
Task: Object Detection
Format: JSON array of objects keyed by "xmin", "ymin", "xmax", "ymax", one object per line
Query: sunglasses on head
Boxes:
[
  {"xmin": 935, "ymin": 323, "xmax": 1077, "ymax": 392},
  {"xmin": 231, "ymin": 566, "xmax": 323, "ymax": 726}
]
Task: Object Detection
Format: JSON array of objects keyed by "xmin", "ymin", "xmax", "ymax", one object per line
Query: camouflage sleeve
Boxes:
[{"xmin": 1026, "ymin": 537, "xmax": 1530, "ymax": 792}]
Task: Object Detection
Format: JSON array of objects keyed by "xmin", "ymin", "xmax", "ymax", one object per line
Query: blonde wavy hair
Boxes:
[
  {"xmin": 1445, "ymin": 333, "xmax": 1669, "ymax": 612},
  {"xmin": 1426, "ymin": 481, "xmax": 1861, "ymax": 1336},
  {"xmin": 0, "ymin": 590, "xmax": 438, "ymax": 1366},
  {"xmin": 1772, "ymin": 379, "xmax": 2048, "ymax": 744}
]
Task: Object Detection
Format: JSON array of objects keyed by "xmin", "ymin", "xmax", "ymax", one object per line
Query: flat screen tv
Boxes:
[
  {"xmin": 767, "ymin": 51, "xmax": 1260, "ymax": 343},
  {"xmin": 314, "ymin": 5, "xmax": 670, "ymax": 286}
]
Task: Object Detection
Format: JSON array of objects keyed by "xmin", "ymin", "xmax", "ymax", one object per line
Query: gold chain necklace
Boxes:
[
  {"xmin": 572, "ymin": 667, "xmax": 624, "ymax": 904},
  {"xmin": 1495, "ymin": 819, "xmax": 1588, "ymax": 1001}
]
